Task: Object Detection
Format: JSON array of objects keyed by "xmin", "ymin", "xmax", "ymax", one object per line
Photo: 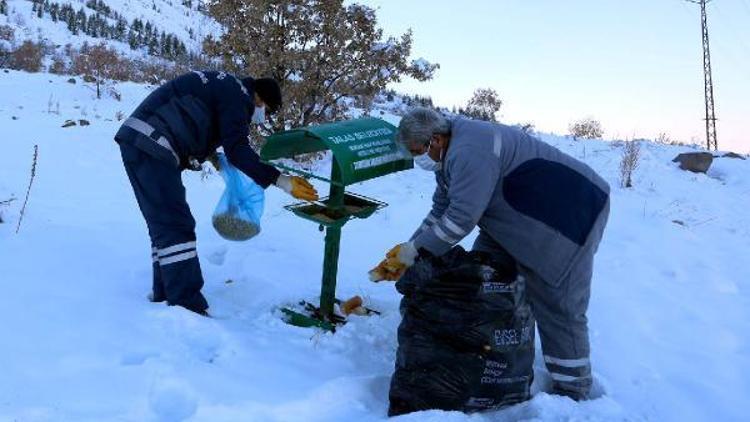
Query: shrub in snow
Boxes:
[
  {"xmin": 619, "ymin": 140, "xmax": 641, "ymax": 188},
  {"xmin": 9, "ymin": 41, "xmax": 45, "ymax": 72},
  {"xmin": 0, "ymin": 24, "xmax": 12, "ymax": 41},
  {"xmin": 49, "ymin": 54, "xmax": 68, "ymax": 74},
  {"xmin": 569, "ymin": 117, "xmax": 604, "ymax": 140},
  {"xmin": 460, "ymin": 87, "xmax": 503, "ymax": 122},
  {"xmin": 204, "ymin": 0, "xmax": 439, "ymax": 134}
]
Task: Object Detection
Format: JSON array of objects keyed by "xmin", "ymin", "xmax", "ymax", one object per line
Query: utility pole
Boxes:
[{"xmin": 687, "ymin": 0, "xmax": 718, "ymax": 151}]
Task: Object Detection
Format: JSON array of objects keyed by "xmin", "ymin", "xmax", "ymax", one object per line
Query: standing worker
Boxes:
[
  {"xmin": 370, "ymin": 107, "xmax": 610, "ymax": 400},
  {"xmin": 115, "ymin": 70, "xmax": 318, "ymax": 316}
]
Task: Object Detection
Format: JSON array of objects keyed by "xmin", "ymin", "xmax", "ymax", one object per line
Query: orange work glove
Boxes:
[
  {"xmin": 369, "ymin": 242, "xmax": 418, "ymax": 282},
  {"xmin": 275, "ymin": 174, "xmax": 319, "ymax": 201}
]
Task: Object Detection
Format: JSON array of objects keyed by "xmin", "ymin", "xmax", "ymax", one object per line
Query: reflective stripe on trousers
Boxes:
[{"xmin": 155, "ymin": 240, "xmax": 198, "ymax": 266}]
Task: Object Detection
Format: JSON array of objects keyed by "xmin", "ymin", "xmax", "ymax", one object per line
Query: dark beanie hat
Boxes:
[{"xmin": 249, "ymin": 77, "xmax": 282, "ymax": 114}]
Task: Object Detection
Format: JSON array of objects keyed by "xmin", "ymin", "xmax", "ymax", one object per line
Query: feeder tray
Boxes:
[{"xmin": 285, "ymin": 192, "xmax": 387, "ymax": 228}]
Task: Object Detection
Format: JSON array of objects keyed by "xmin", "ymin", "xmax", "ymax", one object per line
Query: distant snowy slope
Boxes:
[
  {"xmin": 0, "ymin": 70, "xmax": 748, "ymax": 421},
  {"xmin": 1, "ymin": 0, "xmax": 219, "ymax": 56}
]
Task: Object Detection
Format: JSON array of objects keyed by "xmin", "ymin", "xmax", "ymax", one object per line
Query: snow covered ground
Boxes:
[{"xmin": 1, "ymin": 70, "xmax": 749, "ymax": 421}]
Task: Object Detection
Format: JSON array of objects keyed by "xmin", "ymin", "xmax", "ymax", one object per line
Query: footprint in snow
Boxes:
[{"xmin": 206, "ymin": 245, "xmax": 228, "ymax": 266}]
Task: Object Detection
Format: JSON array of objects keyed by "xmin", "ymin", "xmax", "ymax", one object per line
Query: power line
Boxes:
[
  {"xmin": 686, "ymin": 0, "xmax": 718, "ymax": 151},
  {"xmin": 711, "ymin": 2, "xmax": 750, "ymax": 57}
]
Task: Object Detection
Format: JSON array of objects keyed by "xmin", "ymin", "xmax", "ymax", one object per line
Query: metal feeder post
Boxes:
[{"xmin": 319, "ymin": 161, "xmax": 345, "ymax": 319}]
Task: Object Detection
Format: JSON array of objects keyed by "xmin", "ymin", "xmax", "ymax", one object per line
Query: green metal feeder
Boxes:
[{"xmin": 260, "ymin": 118, "xmax": 413, "ymax": 330}]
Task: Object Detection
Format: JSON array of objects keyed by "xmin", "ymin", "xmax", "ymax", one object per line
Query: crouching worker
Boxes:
[
  {"xmin": 115, "ymin": 71, "xmax": 318, "ymax": 316},
  {"xmin": 371, "ymin": 107, "xmax": 610, "ymax": 401}
]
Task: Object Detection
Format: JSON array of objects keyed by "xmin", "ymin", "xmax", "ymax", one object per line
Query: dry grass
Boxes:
[{"xmin": 619, "ymin": 140, "xmax": 641, "ymax": 188}]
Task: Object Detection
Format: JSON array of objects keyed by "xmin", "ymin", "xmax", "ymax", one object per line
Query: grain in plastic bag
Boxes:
[{"xmin": 212, "ymin": 152, "xmax": 264, "ymax": 241}]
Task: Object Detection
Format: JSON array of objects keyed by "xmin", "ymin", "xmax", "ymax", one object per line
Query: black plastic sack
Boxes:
[{"xmin": 388, "ymin": 246, "xmax": 535, "ymax": 416}]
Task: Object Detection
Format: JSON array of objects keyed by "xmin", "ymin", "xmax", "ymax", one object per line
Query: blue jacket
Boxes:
[{"xmin": 115, "ymin": 71, "xmax": 280, "ymax": 188}]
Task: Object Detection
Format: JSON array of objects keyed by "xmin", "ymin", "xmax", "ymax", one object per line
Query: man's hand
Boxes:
[
  {"xmin": 275, "ymin": 174, "xmax": 319, "ymax": 201},
  {"xmin": 369, "ymin": 242, "xmax": 418, "ymax": 282}
]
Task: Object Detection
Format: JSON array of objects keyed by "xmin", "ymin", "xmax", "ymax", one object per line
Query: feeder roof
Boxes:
[{"xmin": 260, "ymin": 118, "xmax": 413, "ymax": 186}]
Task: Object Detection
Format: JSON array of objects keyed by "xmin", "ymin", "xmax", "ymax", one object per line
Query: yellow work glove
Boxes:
[
  {"xmin": 275, "ymin": 174, "xmax": 319, "ymax": 201},
  {"xmin": 369, "ymin": 242, "xmax": 418, "ymax": 282}
]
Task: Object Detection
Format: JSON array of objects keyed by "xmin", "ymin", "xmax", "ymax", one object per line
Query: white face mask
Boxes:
[
  {"xmin": 414, "ymin": 151, "xmax": 441, "ymax": 172},
  {"xmin": 251, "ymin": 106, "xmax": 266, "ymax": 124}
]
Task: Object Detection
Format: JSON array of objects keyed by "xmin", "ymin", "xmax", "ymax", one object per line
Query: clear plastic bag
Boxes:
[{"xmin": 212, "ymin": 152, "xmax": 265, "ymax": 241}]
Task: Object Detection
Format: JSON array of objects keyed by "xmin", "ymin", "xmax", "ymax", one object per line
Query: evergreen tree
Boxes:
[
  {"xmin": 115, "ymin": 19, "xmax": 127, "ymax": 40},
  {"xmin": 67, "ymin": 11, "xmax": 77, "ymax": 34},
  {"xmin": 127, "ymin": 29, "xmax": 138, "ymax": 49},
  {"xmin": 50, "ymin": 4, "xmax": 58, "ymax": 22},
  {"xmin": 76, "ymin": 8, "xmax": 87, "ymax": 33},
  {"xmin": 132, "ymin": 18, "xmax": 143, "ymax": 47},
  {"xmin": 148, "ymin": 35, "xmax": 158, "ymax": 55},
  {"xmin": 88, "ymin": 16, "xmax": 97, "ymax": 37},
  {"xmin": 160, "ymin": 32, "xmax": 167, "ymax": 56},
  {"xmin": 1, "ymin": 0, "xmax": 8, "ymax": 16}
]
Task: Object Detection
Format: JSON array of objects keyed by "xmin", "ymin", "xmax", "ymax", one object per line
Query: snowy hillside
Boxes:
[
  {"xmin": 1, "ymin": 0, "xmax": 218, "ymax": 58},
  {"xmin": 1, "ymin": 70, "xmax": 749, "ymax": 421}
]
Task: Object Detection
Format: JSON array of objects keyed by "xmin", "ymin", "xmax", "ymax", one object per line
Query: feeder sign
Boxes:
[{"xmin": 260, "ymin": 118, "xmax": 413, "ymax": 186}]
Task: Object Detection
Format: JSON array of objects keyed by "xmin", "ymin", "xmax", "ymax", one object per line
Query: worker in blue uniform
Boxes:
[{"xmin": 115, "ymin": 70, "xmax": 318, "ymax": 315}]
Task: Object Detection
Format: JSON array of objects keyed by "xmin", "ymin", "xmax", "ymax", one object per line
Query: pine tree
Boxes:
[
  {"xmin": 172, "ymin": 37, "xmax": 181, "ymax": 58},
  {"xmin": 0, "ymin": 0, "xmax": 7, "ymax": 15},
  {"xmin": 50, "ymin": 3, "xmax": 58, "ymax": 22},
  {"xmin": 160, "ymin": 32, "xmax": 169, "ymax": 57},
  {"xmin": 76, "ymin": 8, "xmax": 87, "ymax": 33},
  {"xmin": 148, "ymin": 35, "xmax": 158, "ymax": 55},
  {"xmin": 115, "ymin": 19, "xmax": 126, "ymax": 40},
  {"xmin": 67, "ymin": 11, "xmax": 77, "ymax": 34},
  {"xmin": 132, "ymin": 19, "xmax": 143, "ymax": 47},
  {"xmin": 127, "ymin": 29, "xmax": 138, "ymax": 49},
  {"xmin": 88, "ymin": 16, "xmax": 97, "ymax": 37}
]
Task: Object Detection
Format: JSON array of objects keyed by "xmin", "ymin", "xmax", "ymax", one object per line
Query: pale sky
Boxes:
[{"xmin": 361, "ymin": 0, "xmax": 750, "ymax": 153}]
